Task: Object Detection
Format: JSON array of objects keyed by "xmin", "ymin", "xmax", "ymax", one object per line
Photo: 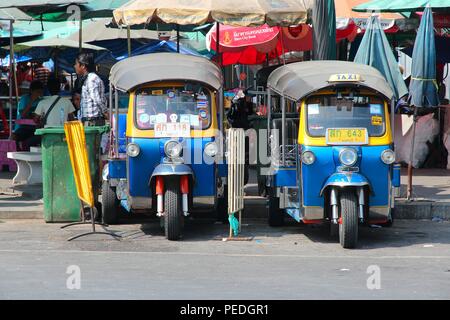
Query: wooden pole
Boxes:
[
  {"xmin": 407, "ymin": 107, "xmax": 418, "ymax": 200},
  {"xmin": 127, "ymin": 25, "xmax": 131, "ymax": 57}
]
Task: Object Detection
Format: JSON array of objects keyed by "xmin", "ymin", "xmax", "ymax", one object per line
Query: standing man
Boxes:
[{"xmin": 74, "ymin": 52, "xmax": 108, "ymax": 126}]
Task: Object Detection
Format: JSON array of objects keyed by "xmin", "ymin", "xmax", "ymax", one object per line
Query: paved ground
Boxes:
[{"xmin": 0, "ymin": 218, "xmax": 449, "ymax": 300}]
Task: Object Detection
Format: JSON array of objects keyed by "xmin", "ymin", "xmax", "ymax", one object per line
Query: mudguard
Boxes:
[
  {"xmin": 150, "ymin": 163, "xmax": 194, "ymax": 183},
  {"xmin": 320, "ymin": 172, "xmax": 371, "ymax": 196}
]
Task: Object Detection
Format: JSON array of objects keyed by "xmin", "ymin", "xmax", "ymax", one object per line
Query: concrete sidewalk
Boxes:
[{"xmin": 0, "ymin": 168, "xmax": 449, "ymax": 220}]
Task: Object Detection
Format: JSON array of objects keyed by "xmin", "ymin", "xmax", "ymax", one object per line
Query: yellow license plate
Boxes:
[{"xmin": 326, "ymin": 128, "xmax": 368, "ymax": 145}]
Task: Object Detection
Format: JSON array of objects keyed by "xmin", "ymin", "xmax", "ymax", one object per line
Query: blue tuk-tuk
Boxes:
[
  {"xmin": 103, "ymin": 53, "xmax": 227, "ymax": 240},
  {"xmin": 265, "ymin": 61, "xmax": 401, "ymax": 248}
]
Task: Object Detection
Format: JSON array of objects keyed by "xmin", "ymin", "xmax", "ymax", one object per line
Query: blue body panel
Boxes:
[
  {"xmin": 301, "ymin": 145, "xmax": 391, "ymax": 208},
  {"xmin": 114, "ymin": 113, "xmax": 128, "ymax": 154},
  {"xmin": 128, "ymin": 137, "xmax": 216, "ymax": 198},
  {"xmin": 392, "ymin": 163, "xmax": 401, "ymax": 187},
  {"xmin": 273, "ymin": 167, "xmax": 297, "ymax": 187},
  {"xmin": 108, "ymin": 159, "xmax": 127, "ymax": 179}
]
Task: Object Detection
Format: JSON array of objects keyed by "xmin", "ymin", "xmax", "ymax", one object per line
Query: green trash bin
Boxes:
[{"xmin": 35, "ymin": 125, "xmax": 109, "ymax": 222}]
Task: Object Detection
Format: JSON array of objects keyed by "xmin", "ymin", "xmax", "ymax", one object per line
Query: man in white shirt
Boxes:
[{"xmin": 33, "ymin": 76, "xmax": 75, "ymax": 127}]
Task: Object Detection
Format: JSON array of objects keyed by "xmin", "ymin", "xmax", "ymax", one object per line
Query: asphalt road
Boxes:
[{"xmin": 0, "ymin": 218, "xmax": 449, "ymax": 300}]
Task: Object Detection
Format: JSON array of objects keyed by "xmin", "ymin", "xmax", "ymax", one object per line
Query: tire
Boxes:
[
  {"xmin": 101, "ymin": 180, "xmax": 119, "ymax": 225},
  {"xmin": 268, "ymin": 188, "xmax": 284, "ymax": 227},
  {"xmin": 339, "ymin": 190, "xmax": 359, "ymax": 249},
  {"xmin": 164, "ymin": 176, "xmax": 183, "ymax": 241},
  {"xmin": 217, "ymin": 187, "xmax": 228, "ymax": 224}
]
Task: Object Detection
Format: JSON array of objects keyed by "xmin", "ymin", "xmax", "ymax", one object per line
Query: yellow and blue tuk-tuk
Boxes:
[
  {"xmin": 104, "ymin": 53, "xmax": 227, "ymax": 240},
  {"xmin": 265, "ymin": 61, "xmax": 400, "ymax": 248}
]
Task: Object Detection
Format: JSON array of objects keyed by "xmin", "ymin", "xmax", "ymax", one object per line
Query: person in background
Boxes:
[
  {"xmin": 71, "ymin": 88, "xmax": 81, "ymax": 119},
  {"xmin": 74, "ymin": 52, "xmax": 108, "ymax": 126},
  {"xmin": 11, "ymin": 80, "xmax": 44, "ymax": 149},
  {"xmin": 34, "ymin": 61, "xmax": 51, "ymax": 88},
  {"xmin": 33, "ymin": 76, "xmax": 75, "ymax": 128}
]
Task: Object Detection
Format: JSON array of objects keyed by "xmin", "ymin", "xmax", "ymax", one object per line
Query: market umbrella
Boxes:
[
  {"xmin": 353, "ymin": 0, "xmax": 450, "ymax": 13},
  {"xmin": 12, "ymin": 37, "xmax": 107, "ymax": 51},
  {"xmin": 406, "ymin": 7, "xmax": 440, "ymax": 200},
  {"xmin": 112, "ymin": 0, "xmax": 311, "ymax": 27},
  {"xmin": 312, "ymin": 0, "xmax": 337, "ymax": 60},
  {"xmin": 354, "ymin": 15, "xmax": 408, "ymax": 100},
  {"xmin": 66, "ymin": 18, "xmax": 160, "ymax": 43},
  {"xmin": 206, "ymin": 23, "xmax": 312, "ymax": 65},
  {"xmin": 336, "ymin": 0, "xmax": 407, "ymax": 34}
]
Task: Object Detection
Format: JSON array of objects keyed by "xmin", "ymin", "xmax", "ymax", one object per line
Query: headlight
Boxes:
[
  {"xmin": 164, "ymin": 140, "xmax": 182, "ymax": 158},
  {"xmin": 381, "ymin": 149, "xmax": 395, "ymax": 164},
  {"xmin": 204, "ymin": 142, "xmax": 218, "ymax": 157},
  {"xmin": 302, "ymin": 151, "xmax": 316, "ymax": 165},
  {"xmin": 126, "ymin": 143, "xmax": 140, "ymax": 157},
  {"xmin": 339, "ymin": 148, "xmax": 358, "ymax": 166}
]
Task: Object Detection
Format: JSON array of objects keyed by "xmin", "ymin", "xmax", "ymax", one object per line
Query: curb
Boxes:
[
  {"xmin": 1, "ymin": 200, "xmax": 449, "ymax": 221},
  {"xmin": 0, "ymin": 211, "xmax": 43, "ymax": 219}
]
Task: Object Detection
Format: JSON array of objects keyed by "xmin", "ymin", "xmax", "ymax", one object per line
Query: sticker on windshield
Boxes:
[
  {"xmin": 309, "ymin": 104, "xmax": 320, "ymax": 115},
  {"xmin": 197, "ymin": 92, "xmax": 208, "ymax": 100},
  {"xmin": 149, "ymin": 115, "xmax": 157, "ymax": 125},
  {"xmin": 370, "ymin": 104, "xmax": 382, "ymax": 115},
  {"xmin": 152, "ymin": 90, "xmax": 163, "ymax": 95},
  {"xmin": 167, "ymin": 90, "xmax": 176, "ymax": 99},
  {"xmin": 199, "ymin": 109, "xmax": 208, "ymax": 119},
  {"xmin": 156, "ymin": 113, "xmax": 167, "ymax": 123},
  {"xmin": 139, "ymin": 113, "xmax": 150, "ymax": 124},
  {"xmin": 180, "ymin": 114, "xmax": 190, "ymax": 123},
  {"xmin": 197, "ymin": 100, "xmax": 208, "ymax": 108},
  {"xmin": 190, "ymin": 115, "xmax": 200, "ymax": 127},
  {"xmin": 170, "ymin": 113, "xmax": 178, "ymax": 123},
  {"xmin": 371, "ymin": 115, "xmax": 383, "ymax": 126}
]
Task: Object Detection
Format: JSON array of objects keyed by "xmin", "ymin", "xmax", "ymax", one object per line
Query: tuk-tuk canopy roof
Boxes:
[
  {"xmin": 267, "ymin": 60, "xmax": 394, "ymax": 101},
  {"xmin": 109, "ymin": 53, "xmax": 223, "ymax": 92}
]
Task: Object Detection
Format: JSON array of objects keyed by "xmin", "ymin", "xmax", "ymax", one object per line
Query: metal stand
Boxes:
[
  {"xmin": 61, "ymin": 204, "xmax": 121, "ymax": 241},
  {"xmin": 222, "ymin": 210, "xmax": 252, "ymax": 242}
]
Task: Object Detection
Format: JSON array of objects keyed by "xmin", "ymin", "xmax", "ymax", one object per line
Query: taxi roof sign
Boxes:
[{"xmin": 328, "ymin": 74, "xmax": 363, "ymax": 83}]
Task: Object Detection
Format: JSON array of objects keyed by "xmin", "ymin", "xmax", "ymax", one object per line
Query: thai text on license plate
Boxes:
[
  {"xmin": 326, "ymin": 128, "xmax": 368, "ymax": 145},
  {"xmin": 154, "ymin": 122, "xmax": 190, "ymax": 138}
]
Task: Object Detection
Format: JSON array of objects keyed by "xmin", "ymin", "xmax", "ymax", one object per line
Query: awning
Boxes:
[
  {"xmin": 109, "ymin": 52, "xmax": 223, "ymax": 92},
  {"xmin": 267, "ymin": 60, "xmax": 394, "ymax": 101}
]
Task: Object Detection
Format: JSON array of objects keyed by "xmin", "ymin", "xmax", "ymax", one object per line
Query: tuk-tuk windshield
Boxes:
[
  {"xmin": 306, "ymin": 94, "xmax": 386, "ymax": 137},
  {"xmin": 134, "ymin": 85, "xmax": 212, "ymax": 130}
]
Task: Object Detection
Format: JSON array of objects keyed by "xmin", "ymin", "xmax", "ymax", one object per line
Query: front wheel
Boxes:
[
  {"xmin": 164, "ymin": 177, "xmax": 183, "ymax": 240},
  {"xmin": 339, "ymin": 190, "xmax": 359, "ymax": 249}
]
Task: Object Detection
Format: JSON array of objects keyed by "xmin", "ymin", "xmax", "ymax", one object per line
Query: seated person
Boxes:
[
  {"xmin": 71, "ymin": 88, "xmax": 81, "ymax": 120},
  {"xmin": 33, "ymin": 77, "xmax": 76, "ymax": 128},
  {"xmin": 11, "ymin": 80, "xmax": 44, "ymax": 149}
]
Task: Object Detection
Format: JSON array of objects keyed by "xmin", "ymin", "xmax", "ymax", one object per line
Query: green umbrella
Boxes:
[
  {"xmin": 354, "ymin": 16, "xmax": 408, "ymax": 100},
  {"xmin": 312, "ymin": 0, "xmax": 337, "ymax": 60},
  {"xmin": 353, "ymin": 0, "xmax": 450, "ymax": 13}
]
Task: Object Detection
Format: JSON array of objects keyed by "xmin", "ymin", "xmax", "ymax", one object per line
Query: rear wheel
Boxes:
[
  {"xmin": 339, "ymin": 190, "xmax": 359, "ymax": 249},
  {"xmin": 164, "ymin": 176, "xmax": 183, "ymax": 240},
  {"xmin": 101, "ymin": 180, "xmax": 119, "ymax": 225},
  {"xmin": 268, "ymin": 188, "xmax": 284, "ymax": 227}
]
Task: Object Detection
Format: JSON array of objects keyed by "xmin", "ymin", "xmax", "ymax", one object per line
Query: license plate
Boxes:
[
  {"xmin": 326, "ymin": 128, "xmax": 368, "ymax": 145},
  {"xmin": 154, "ymin": 122, "xmax": 190, "ymax": 138}
]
